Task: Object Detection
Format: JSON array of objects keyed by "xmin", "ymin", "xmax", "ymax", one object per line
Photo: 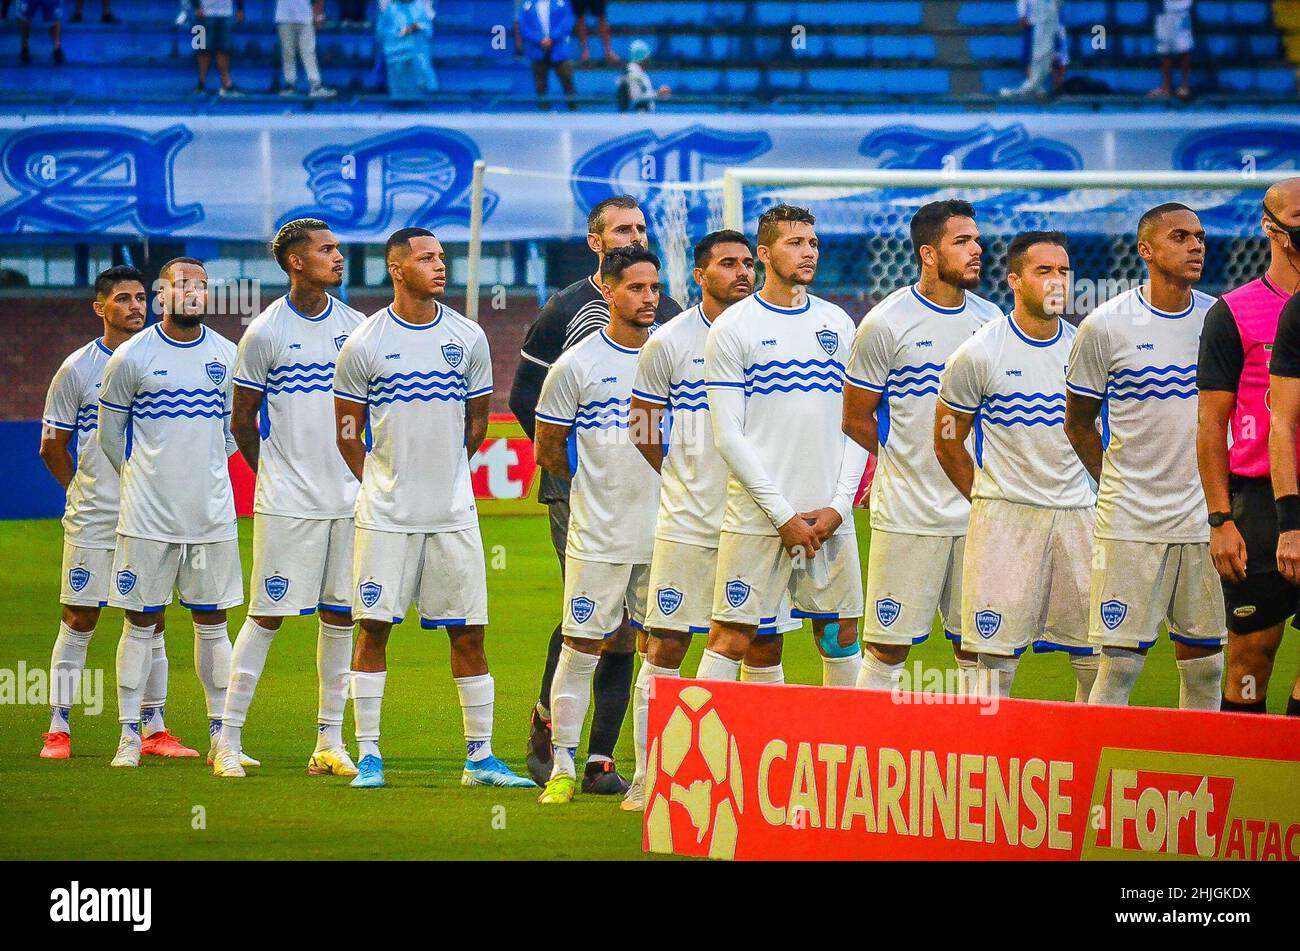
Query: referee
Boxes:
[
  {"xmin": 1196, "ymin": 177, "xmax": 1300, "ymax": 715},
  {"xmin": 508, "ymin": 195, "xmax": 682, "ymax": 791}
]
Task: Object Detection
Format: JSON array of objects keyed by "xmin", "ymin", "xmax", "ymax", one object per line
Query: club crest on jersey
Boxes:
[
  {"xmin": 725, "ymin": 579, "xmax": 751, "ymax": 608},
  {"xmin": 116, "ymin": 569, "xmax": 137, "ymax": 596},
  {"xmin": 570, "ymin": 596, "xmax": 595, "ymax": 624},
  {"xmin": 875, "ymin": 597, "xmax": 901, "ymax": 628},
  {"xmin": 974, "ymin": 610, "xmax": 1001, "ymax": 639},
  {"xmin": 358, "ymin": 580, "xmax": 382, "ymax": 609},
  {"xmin": 334, "ymin": 334, "xmax": 348, "ymax": 351},
  {"xmin": 205, "ymin": 361, "xmax": 227, "ymax": 386},
  {"xmin": 656, "ymin": 587, "xmax": 683, "ymax": 617},
  {"xmin": 816, "ymin": 329, "xmax": 839, "ymax": 356},
  {"xmin": 1100, "ymin": 599, "xmax": 1128, "ymax": 631},
  {"xmin": 264, "ymin": 575, "xmax": 290, "ymax": 603},
  {"xmin": 441, "ymin": 342, "xmax": 464, "ymax": 368},
  {"xmin": 68, "ymin": 566, "xmax": 91, "ymax": 593}
]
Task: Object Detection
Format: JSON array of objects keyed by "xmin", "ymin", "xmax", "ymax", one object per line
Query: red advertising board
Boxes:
[{"xmin": 643, "ymin": 679, "xmax": 1300, "ymax": 861}]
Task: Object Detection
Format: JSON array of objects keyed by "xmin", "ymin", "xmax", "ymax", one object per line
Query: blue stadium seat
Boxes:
[
  {"xmin": 968, "ymin": 35, "xmax": 1021, "ymax": 61},
  {"xmin": 955, "ymin": 1, "xmax": 1019, "ymax": 27}
]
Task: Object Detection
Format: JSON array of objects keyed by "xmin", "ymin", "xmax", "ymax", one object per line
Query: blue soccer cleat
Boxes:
[
  {"xmin": 350, "ymin": 754, "xmax": 385, "ymax": 789},
  {"xmin": 461, "ymin": 755, "xmax": 537, "ymax": 788}
]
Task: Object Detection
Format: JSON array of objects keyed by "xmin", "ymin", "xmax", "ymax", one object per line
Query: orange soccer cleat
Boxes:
[
  {"xmin": 140, "ymin": 730, "xmax": 200, "ymax": 758},
  {"xmin": 39, "ymin": 731, "xmax": 71, "ymax": 759}
]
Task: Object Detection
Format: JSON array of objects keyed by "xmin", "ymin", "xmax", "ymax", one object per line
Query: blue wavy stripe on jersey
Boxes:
[
  {"xmin": 265, "ymin": 361, "xmax": 335, "ymax": 380},
  {"xmin": 978, "ymin": 412, "xmax": 1065, "ymax": 427},
  {"xmin": 76, "ymin": 405, "xmax": 99, "ymax": 431},
  {"xmin": 670, "ymin": 399, "xmax": 708, "ymax": 412},
  {"xmin": 265, "ymin": 362, "xmax": 336, "ymax": 395},
  {"xmin": 886, "ymin": 362, "xmax": 944, "ymax": 384},
  {"xmin": 1108, "ymin": 363, "xmax": 1196, "ymax": 380},
  {"xmin": 671, "ymin": 379, "xmax": 707, "ymax": 399},
  {"xmin": 369, "ymin": 389, "xmax": 466, "ymax": 407},
  {"xmin": 132, "ymin": 405, "xmax": 225, "ymax": 420},
  {"xmin": 369, "ymin": 381, "xmax": 468, "ymax": 403},
  {"xmin": 369, "ymin": 369, "xmax": 465, "ymax": 398},
  {"xmin": 1108, "ymin": 387, "xmax": 1198, "ymax": 402},
  {"xmin": 748, "ymin": 379, "xmax": 844, "ymax": 397},
  {"xmin": 574, "ymin": 417, "xmax": 631, "ymax": 431},
  {"xmin": 748, "ymin": 357, "xmax": 845, "ymax": 374},
  {"xmin": 134, "ymin": 386, "xmax": 223, "ymax": 402},
  {"xmin": 982, "ymin": 391, "xmax": 1065, "ymax": 406}
]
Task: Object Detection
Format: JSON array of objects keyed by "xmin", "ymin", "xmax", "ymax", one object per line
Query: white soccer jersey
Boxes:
[
  {"xmin": 537, "ymin": 328, "xmax": 660, "ymax": 563},
  {"xmin": 233, "ymin": 294, "xmax": 365, "ymax": 519},
  {"xmin": 333, "ymin": 304, "xmax": 491, "ymax": 534},
  {"xmin": 99, "ymin": 324, "xmax": 238, "ymax": 544},
  {"xmin": 705, "ymin": 292, "xmax": 858, "ymax": 536},
  {"xmin": 1066, "ymin": 286, "xmax": 1213, "ymax": 543},
  {"xmin": 846, "ymin": 284, "xmax": 1001, "ymax": 535},
  {"xmin": 631, "ymin": 305, "xmax": 726, "ymax": 548},
  {"xmin": 42, "ymin": 338, "xmax": 120, "ymax": 549},
  {"xmin": 939, "ymin": 314, "xmax": 1093, "ymax": 510}
]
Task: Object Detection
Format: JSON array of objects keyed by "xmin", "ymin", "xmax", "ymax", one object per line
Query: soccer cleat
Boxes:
[
  {"xmin": 350, "ymin": 754, "xmax": 385, "ymax": 789},
  {"xmin": 582, "ymin": 760, "xmax": 630, "ymax": 796},
  {"xmin": 308, "ymin": 747, "xmax": 359, "ymax": 777},
  {"xmin": 620, "ymin": 781, "xmax": 645, "ymax": 812},
  {"xmin": 537, "ymin": 774, "xmax": 577, "ymax": 804},
  {"xmin": 525, "ymin": 707, "xmax": 553, "ymax": 786},
  {"xmin": 206, "ymin": 744, "xmax": 260, "ymax": 768},
  {"xmin": 110, "ymin": 736, "xmax": 141, "ymax": 768},
  {"xmin": 141, "ymin": 730, "xmax": 200, "ymax": 758},
  {"xmin": 211, "ymin": 744, "xmax": 246, "ymax": 778},
  {"xmin": 40, "ymin": 731, "xmax": 71, "ymax": 759},
  {"xmin": 462, "ymin": 755, "xmax": 537, "ymax": 788}
]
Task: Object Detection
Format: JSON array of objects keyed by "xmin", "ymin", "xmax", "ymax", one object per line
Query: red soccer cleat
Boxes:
[
  {"xmin": 140, "ymin": 730, "xmax": 200, "ymax": 758},
  {"xmin": 40, "ymin": 731, "xmax": 71, "ymax": 759}
]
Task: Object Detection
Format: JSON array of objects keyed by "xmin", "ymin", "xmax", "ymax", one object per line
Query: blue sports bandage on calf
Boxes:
[{"xmin": 819, "ymin": 622, "xmax": 858, "ymax": 658}]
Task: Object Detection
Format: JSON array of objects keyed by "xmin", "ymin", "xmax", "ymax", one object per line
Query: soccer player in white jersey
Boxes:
[
  {"xmin": 697, "ymin": 205, "xmax": 869, "ymax": 686},
  {"xmin": 1064, "ymin": 204, "xmax": 1225, "ymax": 708},
  {"xmin": 211, "ymin": 219, "xmax": 367, "ymax": 778},
  {"xmin": 625, "ymin": 230, "xmax": 796, "ymax": 810},
  {"xmin": 99, "ymin": 257, "xmax": 245, "ymax": 767},
  {"xmin": 333, "ymin": 227, "xmax": 532, "ymax": 791},
  {"xmin": 843, "ymin": 200, "xmax": 1002, "ymax": 692},
  {"xmin": 533, "ymin": 245, "xmax": 664, "ymax": 805},
  {"xmin": 936, "ymin": 232, "xmax": 1099, "ymax": 699},
  {"xmin": 38, "ymin": 267, "xmax": 197, "ymax": 760}
]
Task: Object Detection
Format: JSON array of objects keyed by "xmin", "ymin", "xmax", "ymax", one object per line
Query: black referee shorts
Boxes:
[{"xmin": 1222, "ymin": 475, "xmax": 1300, "ymax": 635}]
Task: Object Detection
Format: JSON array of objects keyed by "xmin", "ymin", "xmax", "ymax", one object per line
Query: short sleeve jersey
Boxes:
[{"xmin": 333, "ymin": 304, "xmax": 492, "ymax": 534}]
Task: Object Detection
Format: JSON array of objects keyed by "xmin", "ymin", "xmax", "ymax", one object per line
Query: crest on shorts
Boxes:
[
  {"xmin": 725, "ymin": 579, "xmax": 751, "ymax": 608},
  {"xmin": 68, "ymin": 566, "xmax": 91, "ymax": 593},
  {"xmin": 974, "ymin": 609, "xmax": 1001, "ymax": 639},
  {"xmin": 115, "ymin": 569, "xmax": 137, "ymax": 596},
  {"xmin": 816, "ymin": 329, "xmax": 839, "ymax": 356},
  {"xmin": 334, "ymin": 334, "xmax": 348, "ymax": 351},
  {"xmin": 656, "ymin": 586, "xmax": 684, "ymax": 617},
  {"xmin": 358, "ymin": 580, "xmax": 382, "ymax": 609},
  {"xmin": 1100, "ymin": 599, "xmax": 1128, "ymax": 631},
  {"xmin": 875, "ymin": 597, "xmax": 901, "ymax": 628},
  {"xmin": 264, "ymin": 575, "xmax": 290, "ymax": 603},
  {"xmin": 441, "ymin": 342, "xmax": 464, "ymax": 368},
  {"xmin": 205, "ymin": 361, "xmax": 227, "ymax": 386},
  {"xmin": 570, "ymin": 596, "xmax": 595, "ymax": 624}
]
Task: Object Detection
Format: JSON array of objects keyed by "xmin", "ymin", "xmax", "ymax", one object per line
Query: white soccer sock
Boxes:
[
  {"xmin": 115, "ymin": 619, "xmax": 156, "ymax": 726},
  {"xmin": 549, "ymin": 644, "xmax": 599, "ymax": 778},
  {"xmin": 695, "ymin": 649, "xmax": 741, "ymax": 682},
  {"xmin": 456, "ymin": 673, "xmax": 495, "ymax": 762},
  {"xmin": 49, "ymin": 622, "xmax": 92, "ymax": 733},
  {"xmin": 977, "ymin": 653, "xmax": 1020, "ymax": 698},
  {"xmin": 1070, "ymin": 652, "xmax": 1101, "ymax": 704},
  {"xmin": 633, "ymin": 659, "xmax": 679, "ymax": 785},
  {"xmin": 822, "ymin": 645, "xmax": 863, "ymax": 687},
  {"xmin": 1088, "ymin": 646, "xmax": 1145, "ymax": 706},
  {"xmin": 316, "ymin": 620, "xmax": 352, "ymax": 750},
  {"xmin": 219, "ymin": 618, "xmax": 276, "ymax": 751},
  {"xmin": 193, "ymin": 620, "xmax": 232, "ymax": 720},
  {"xmin": 1177, "ymin": 652, "xmax": 1225, "ymax": 711},
  {"xmin": 856, "ymin": 650, "xmax": 904, "ymax": 692},
  {"xmin": 953, "ymin": 653, "xmax": 978, "ymax": 697},
  {"xmin": 740, "ymin": 662, "xmax": 784, "ymax": 684},
  {"xmin": 351, "ymin": 669, "xmax": 386, "ymax": 759},
  {"xmin": 141, "ymin": 629, "xmax": 169, "ymax": 737}
]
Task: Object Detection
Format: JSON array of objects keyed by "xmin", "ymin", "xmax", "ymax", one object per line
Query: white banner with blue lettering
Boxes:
[{"xmin": 0, "ymin": 112, "xmax": 1293, "ymax": 241}]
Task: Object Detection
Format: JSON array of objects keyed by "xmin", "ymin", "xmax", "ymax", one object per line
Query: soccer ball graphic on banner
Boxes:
[{"xmin": 645, "ymin": 685, "xmax": 744, "ymax": 860}]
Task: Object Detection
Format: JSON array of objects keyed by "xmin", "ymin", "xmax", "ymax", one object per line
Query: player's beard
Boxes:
[
  {"xmin": 939, "ymin": 258, "xmax": 980, "ymax": 290},
  {"xmin": 170, "ymin": 309, "xmax": 204, "ymax": 328}
]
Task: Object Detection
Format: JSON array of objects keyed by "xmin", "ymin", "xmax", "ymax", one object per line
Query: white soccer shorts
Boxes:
[
  {"xmin": 352, "ymin": 526, "xmax": 488, "ymax": 628},
  {"xmin": 960, "ymin": 499, "xmax": 1094, "ymax": 657},
  {"xmin": 60, "ymin": 542, "xmax": 115, "ymax": 608},
  {"xmin": 711, "ymin": 529, "xmax": 864, "ymax": 628},
  {"xmin": 248, "ymin": 514, "xmax": 355, "ymax": 616},
  {"xmin": 562, "ymin": 556, "xmax": 651, "ymax": 640},
  {"xmin": 1088, "ymin": 538, "xmax": 1227, "ymax": 650},
  {"xmin": 644, "ymin": 537, "xmax": 801, "ymax": 636},
  {"xmin": 108, "ymin": 534, "xmax": 243, "ymax": 613},
  {"xmin": 863, "ymin": 529, "xmax": 964, "ymax": 647},
  {"xmin": 1155, "ymin": 9, "xmax": 1193, "ymax": 56}
]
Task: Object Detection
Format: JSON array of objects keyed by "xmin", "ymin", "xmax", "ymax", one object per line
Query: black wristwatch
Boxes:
[{"xmin": 1207, "ymin": 511, "xmax": 1234, "ymax": 528}]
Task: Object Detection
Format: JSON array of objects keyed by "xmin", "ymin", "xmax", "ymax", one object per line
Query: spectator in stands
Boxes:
[
  {"xmin": 18, "ymin": 0, "xmax": 65, "ymax": 65},
  {"xmin": 1000, "ymin": 0, "xmax": 1064, "ymax": 98},
  {"xmin": 377, "ymin": 0, "xmax": 438, "ymax": 97},
  {"xmin": 194, "ymin": 1, "xmax": 244, "ymax": 96},
  {"xmin": 572, "ymin": 0, "xmax": 617, "ymax": 65},
  {"xmin": 276, "ymin": 0, "xmax": 336, "ymax": 97},
  {"xmin": 1150, "ymin": 0, "xmax": 1193, "ymax": 98},
  {"xmin": 520, "ymin": 0, "xmax": 578, "ymax": 111},
  {"xmin": 70, "ymin": 0, "xmax": 116, "ymax": 23},
  {"xmin": 617, "ymin": 39, "xmax": 670, "ymax": 112}
]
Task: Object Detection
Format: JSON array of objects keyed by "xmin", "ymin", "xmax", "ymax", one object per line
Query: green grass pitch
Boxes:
[{"xmin": 1, "ymin": 514, "xmax": 1296, "ymax": 860}]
